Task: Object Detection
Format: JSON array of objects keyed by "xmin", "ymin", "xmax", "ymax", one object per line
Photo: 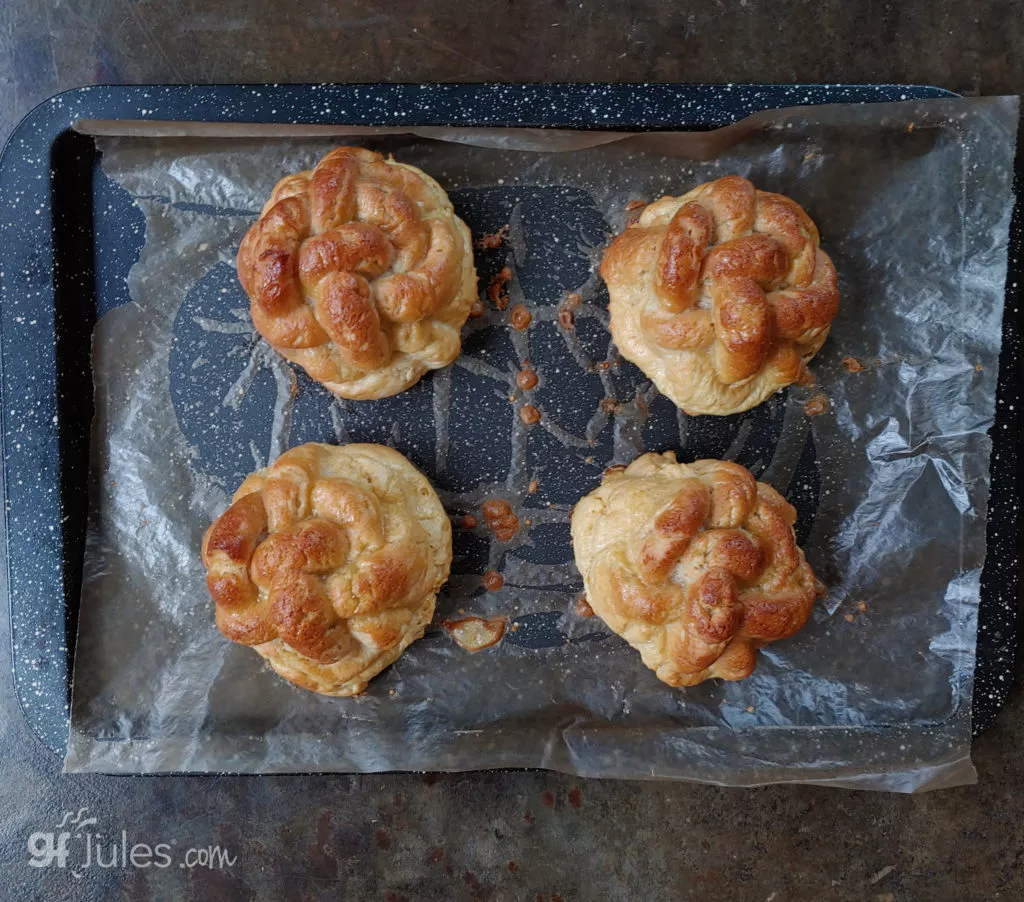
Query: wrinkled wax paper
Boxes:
[{"xmin": 64, "ymin": 97, "xmax": 1019, "ymax": 790}]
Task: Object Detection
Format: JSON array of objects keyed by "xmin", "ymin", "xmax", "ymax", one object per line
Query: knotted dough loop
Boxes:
[
  {"xmin": 570, "ymin": 451, "xmax": 820, "ymax": 687},
  {"xmin": 202, "ymin": 443, "xmax": 452, "ymax": 696},
  {"xmin": 237, "ymin": 146, "xmax": 478, "ymax": 400},
  {"xmin": 600, "ymin": 176, "xmax": 840, "ymax": 416}
]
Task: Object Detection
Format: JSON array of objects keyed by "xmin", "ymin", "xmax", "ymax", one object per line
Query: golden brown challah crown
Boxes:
[
  {"xmin": 570, "ymin": 451, "xmax": 819, "ymax": 687},
  {"xmin": 201, "ymin": 443, "xmax": 451, "ymax": 696},
  {"xmin": 601, "ymin": 176, "xmax": 840, "ymax": 416},
  {"xmin": 237, "ymin": 146, "xmax": 477, "ymax": 400}
]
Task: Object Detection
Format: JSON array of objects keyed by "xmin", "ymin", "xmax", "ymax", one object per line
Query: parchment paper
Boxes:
[{"xmin": 64, "ymin": 97, "xmax": 1019, "ymax": 790}]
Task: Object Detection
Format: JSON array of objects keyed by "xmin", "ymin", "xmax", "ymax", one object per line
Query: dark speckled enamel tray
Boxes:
[{"xmin": 0, "ymin": 83, "xmax": 1017, "ymax": 755}]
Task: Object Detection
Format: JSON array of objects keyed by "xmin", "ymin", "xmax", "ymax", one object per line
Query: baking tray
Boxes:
[{"xmin": 0, "ymin": 83, "xmax": 1018, "ymax": 756}]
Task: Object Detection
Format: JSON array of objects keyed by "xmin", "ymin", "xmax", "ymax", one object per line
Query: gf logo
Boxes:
[{"xmin": 27, "ymin": 831, "xmax": 72, "ymax": 869}]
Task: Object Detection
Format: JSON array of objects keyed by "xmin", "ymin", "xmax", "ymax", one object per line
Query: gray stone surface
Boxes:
[{"xmin": 0, "ymin": 2, "xmax": 1021, "ymax": 900}]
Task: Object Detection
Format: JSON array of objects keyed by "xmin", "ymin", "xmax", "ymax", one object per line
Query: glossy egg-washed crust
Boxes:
[
  {"xmin": 201, "ymin": 443, "xmax": 452, "ymax": 696},
  {"xmin": 237, "ymin": 146, "xmax": 477, "ymax": 400},
  {"xmin": 601, "ymin": 176, "xmax": 840, "ymax": 416},
  {"xmin": 570, "ymin": 451, "xmax": 820, "ymax": 686}
]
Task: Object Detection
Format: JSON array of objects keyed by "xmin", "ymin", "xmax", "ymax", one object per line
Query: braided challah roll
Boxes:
[
  {"xmin": 237, "ymin": 146, "xmax": 477, "ymax": 399},
  {"xmin": 601, "ymin": 176, "xmax": 840, "ymax": 415},
  {"xmin": 571, "ymin": 451, "xmax": 820, "ymax": 686},
  {"xmin": 202, "ymin": 443, "xmax": 451, "ymax": 695}
]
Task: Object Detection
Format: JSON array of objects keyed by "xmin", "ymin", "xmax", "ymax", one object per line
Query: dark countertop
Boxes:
[{"xmin": 0, "ymin": 3, "xmax": 1021, "ymax": 900}]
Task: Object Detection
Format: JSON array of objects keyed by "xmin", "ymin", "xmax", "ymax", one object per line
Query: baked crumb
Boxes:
[
  {"xmin": 475, "ymin": 225, "xmax": 509, "ymax": 249},
  {"xmin": 516, "ymin": 368, "xmax": 539, "ymax": 391},
  {"xmin": 558, "ymin": 291, "xmax": 582, "ymax": 330},
  {"xmin": 842, "ymin": 356, "xmax": 866, "ymax": 374},
  {"xmin": 804, "ymin": 392, "xmax": 830, "ymax": 416},
  {"xmin": 520, "ymin": 404, "xmax": 541, "ymax": 426},
  {"xmin": 575, "ymin": 595, "xmax": 595, "ymax": 618},
  {"xmin": 482, "ymin": 498, "xmax": 519, "ymax": 542},
  {"xmin": 482, "ymin": 570, "xmax": 504, "ymax": 591},
  {"xmin": 443, "ymin": 617, "xmax": 506, "ymax": 652},
  {"xmin": 509, "ymin": 305, "xmax": 532, "ymax": 330},
  {"xmin": 487, "ymin": 267, "xmax": 512, "ymax": 310}
]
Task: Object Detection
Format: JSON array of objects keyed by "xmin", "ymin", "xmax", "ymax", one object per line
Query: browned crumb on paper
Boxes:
[
  {"xmin": 482, "ymin": 498, "xmax": 520, "ymax": 542},
  {"xmin": 575, "ymin": 595, "xmax": 595, "ymax": 618},
  {"xmin": 443, "ymin": 616, "xmax": 506, "ymax": 652},
  {"xmin": 842, "ymin": 356, "xmax": 867, "ymax": 374},
  {"xmin": 475, "ymin": 225, "xmax": 509, "ymax": 250},
  {"xmin": 745, "ymin": 705, "xmax": 756, "ymax": 714},
  {"xmin": 509, "ymin": 305, "xmax": 533, "ymax": 330},
  {"xmin": 488, "ymin": 267, "xmax": 512, "ymax": 310},
  {"xmin": 520, "ymin": 403, "xmax": 541, "ymax": 426},
  {"xmin": 856, "ymin": 601, "xmax": 869, "ymax": 613},
  {"xmin": 469, "ymin": 298, "xmax": 485, "ymax": 318},
  {"xmin": 516, "ymin": 367, "xmax": 539, "ymax": 391},
  {"xmin": 461, "ymin": 514, "xmax": 478, "ymax": 530},
  {"xmin": 599, "ymin": 397, "xmax": 618, "ymax": 414},
  {"xmin": 558, "ymin": 290, "xmax": 582, "ymax": 330},
  {"xmin": 481, "ymin": 570, "xmax": 504, "ymax": 591},
  {"xmin": 804, "ymin": 392, "xmax": 830, "ymax": 416},
  {"xmin": 527, "ymin": 478, "xmax": 540, "ymax": 494},
  {"xmin": 844, "ymin": 613, "xmax": 856, "ymax": 623}
]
